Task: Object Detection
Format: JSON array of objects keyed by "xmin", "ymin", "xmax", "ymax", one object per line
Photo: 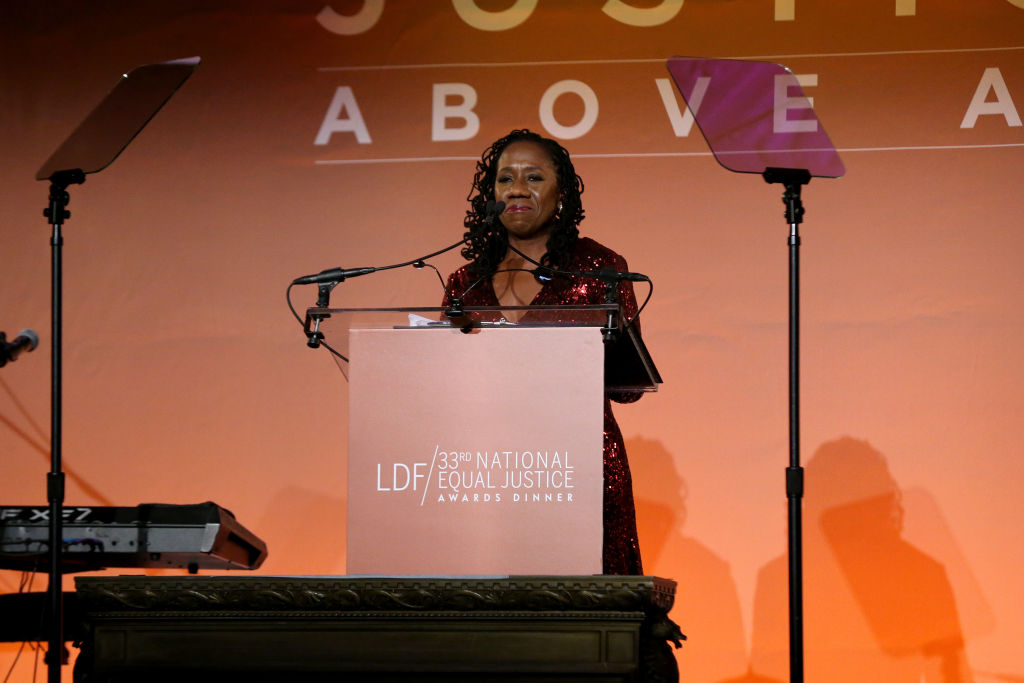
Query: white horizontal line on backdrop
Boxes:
[
  {"xmin": 316, "ymin": 45, "xmax": 1024, "ymax": 72},
  {"xmin": 314, "ymin": 143, "xmax": 1024, "ymax": 165}
]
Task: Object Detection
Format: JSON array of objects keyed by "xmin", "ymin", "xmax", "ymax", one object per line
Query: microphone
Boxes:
[
  {"xmin": 586, "ymin": 267, "xmax": 650, "ymax": 283},
  {"xmin": 485, "ymin": 200, "xmax": 505, "ymax": 226},
  {"xmin": 538, "ymin": 266, "xmax": 650, "ymax": 283},
  {"xmin": 292, "ymin": 266, "xmax": 377, "ymax": 285},
  {"xmin": 0, "ymin": 329, "xmax": 39, "ymax": 367}
]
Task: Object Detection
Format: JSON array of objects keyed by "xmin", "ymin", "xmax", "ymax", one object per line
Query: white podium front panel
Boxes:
[{"xmin": 347, "ymin": 326, "xmax": 604, "ymax": 575}]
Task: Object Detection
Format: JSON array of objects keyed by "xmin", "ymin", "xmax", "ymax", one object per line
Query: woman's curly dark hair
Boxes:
[{"xmin": 461, "ymin": 129, "xmax": 584, "ymax": 276}]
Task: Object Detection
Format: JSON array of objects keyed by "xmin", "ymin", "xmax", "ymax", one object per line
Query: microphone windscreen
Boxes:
[
  {"xmin": 18, "ymin": 329, "xmax": 39, "ymax": 351},
  {"xmin": 485, "ymin": 200, "xmax": 505, "ymax": 226}
]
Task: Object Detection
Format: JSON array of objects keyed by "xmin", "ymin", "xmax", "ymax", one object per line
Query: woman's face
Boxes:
[{"xmin": 493, "ymin": 140, "xmax": 560, "ymax": 242}]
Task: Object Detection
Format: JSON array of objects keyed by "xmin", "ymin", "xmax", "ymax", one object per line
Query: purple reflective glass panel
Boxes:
[{"xmin": 666, "ymin": 57, "xmax": 844, "ymax": 178}]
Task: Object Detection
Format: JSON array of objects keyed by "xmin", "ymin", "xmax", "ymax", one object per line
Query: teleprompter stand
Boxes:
[
  {"xmin": 666, "ymin": 56, "xmax": 845, "ymax": 683},
  {"xmin": 33, "ymin": 56, "xmax": 199, "ymax": 683}
]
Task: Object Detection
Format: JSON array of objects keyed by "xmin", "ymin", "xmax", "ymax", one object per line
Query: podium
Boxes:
[
  {"xmin": 62, "ymin": 306, "xmax": 678, "ymax": 681},
  {"xmin": 306, "ymin": 304, "xmax": 660, "ymax": 576}
]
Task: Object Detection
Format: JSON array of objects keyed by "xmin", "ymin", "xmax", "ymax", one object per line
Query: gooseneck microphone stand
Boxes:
[
  {"xmin": 764, "ymin": 166, "xmax": 811, "ymax": 683},
  {"xmin": 43, "ymin": 168, "xmax": 84, "ymax": 683}
]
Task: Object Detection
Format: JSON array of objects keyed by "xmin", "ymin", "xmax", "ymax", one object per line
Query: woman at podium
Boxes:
[{"xmin": 442, "ymin": 129, "xmax": 645, "ymax": 575}]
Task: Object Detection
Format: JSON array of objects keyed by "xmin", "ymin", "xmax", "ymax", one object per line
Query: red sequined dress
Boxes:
[{"xmin": 442, "ymin": 237, "xmax": 644, "ymax": 575}]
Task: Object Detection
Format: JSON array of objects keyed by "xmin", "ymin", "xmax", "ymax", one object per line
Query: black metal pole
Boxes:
[
  {"xmin": 43, "ymin": 169, "xmax": 84, "ymax": 683},
  {"xmin": 787, "ymin": 205, "xmax": 804, "ymax": 683},
  {"xmin": 764, "ymin": 167, "xmax": 809, "ymax": 683}
]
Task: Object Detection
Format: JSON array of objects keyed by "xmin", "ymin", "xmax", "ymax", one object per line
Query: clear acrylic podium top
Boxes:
[{"xmin": 304, "ymin": 304, "xmax": 661, "ymax": 392}]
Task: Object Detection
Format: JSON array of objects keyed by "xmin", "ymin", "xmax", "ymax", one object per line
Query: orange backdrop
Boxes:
[{"xmin": 2, "ymin": 2, "xmax": 1023, "ymax": 681}]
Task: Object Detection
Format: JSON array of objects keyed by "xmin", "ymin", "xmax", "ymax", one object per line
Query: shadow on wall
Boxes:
[
  {"xmin": 628, "ymin": 436, "xmax": 748, "ymax": 683},
  {"xmin": 749, "ymin": 436, "xmax": 983, "ymax": 682}
]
